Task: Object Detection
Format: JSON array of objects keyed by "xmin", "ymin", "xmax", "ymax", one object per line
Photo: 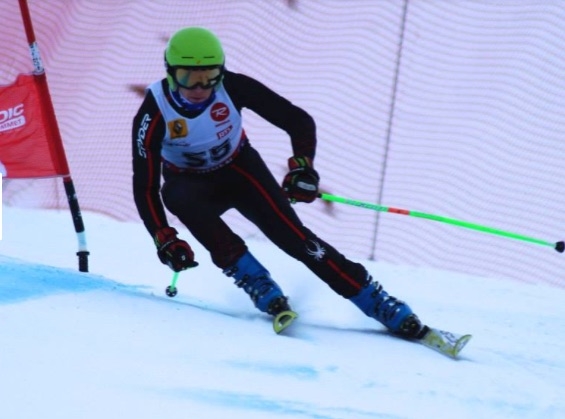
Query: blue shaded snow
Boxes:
[
  {"xmin": 0, "ymin": 255, "xmax": 126, "ymax": 304},
  {"xmin": 227, "ymin": 360, "xmax": 321, "ymax": 380},
  {"xmin": 163, "ymin": 388, "xmax": 385, "ymax": 419}
]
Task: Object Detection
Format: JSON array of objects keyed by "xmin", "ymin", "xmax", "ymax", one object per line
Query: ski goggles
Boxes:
[{"xmin": 170, "ymin": 66, "xmax": 224, "ymax": 90}]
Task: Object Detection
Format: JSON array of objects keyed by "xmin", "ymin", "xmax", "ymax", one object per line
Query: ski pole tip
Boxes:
[
  {"xmin": 555, "ymin": 241, "xmax": 564, "ymax": 253},
  {"xmin": 165, "ymin": 285, "xmax": 178, "ymax": 297}
]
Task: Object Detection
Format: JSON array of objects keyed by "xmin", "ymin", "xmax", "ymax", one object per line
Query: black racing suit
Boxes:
[{"xmin": 132, "ymin": 70, "xmax": 368, "ymax": 297}]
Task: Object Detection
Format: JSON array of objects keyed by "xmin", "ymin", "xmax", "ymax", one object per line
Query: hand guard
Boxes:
[
  {"xmin": 154, "ymin": 227, "xmax": 197, "ymax": 272},
  {"xmin": 282, "ymin": 156, "xmax": 320, "ymax": 203}
]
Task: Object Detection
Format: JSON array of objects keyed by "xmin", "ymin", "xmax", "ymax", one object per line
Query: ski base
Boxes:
[
  {"xmin": 418, "ymin": 326, "xmax": 472, "ymax": 358},
  {"xmin": 273, "ymin": 310, "xmax": 298, "ymax": 334}
]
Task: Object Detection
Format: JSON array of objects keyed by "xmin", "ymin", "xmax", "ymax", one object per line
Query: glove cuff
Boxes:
[
  {"xmin": 154, "ymin": 227, "xmax": 178, "ymax": 248},
  {"xmin": 288, "ymin": 156, "xmax": 314, "ymax": 170}
]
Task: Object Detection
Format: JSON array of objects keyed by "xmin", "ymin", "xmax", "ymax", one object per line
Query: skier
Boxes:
[{"xmin": 132, "ymin": 26, "xmax": 423, "ymax": 337}]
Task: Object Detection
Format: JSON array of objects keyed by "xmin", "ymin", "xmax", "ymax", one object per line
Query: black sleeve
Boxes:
[
  {"xmin": 132, "ymin": 89, "xmax": 169, "ymax": 237},
  {"xmin": 222, "ymin": 71, "xmax": 317, "ymax": 160}
]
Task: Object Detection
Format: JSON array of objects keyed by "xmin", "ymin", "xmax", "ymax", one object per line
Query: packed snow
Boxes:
[{"xmin": 0, "ymin": 205, "xmax": 563, "ymax": 419}]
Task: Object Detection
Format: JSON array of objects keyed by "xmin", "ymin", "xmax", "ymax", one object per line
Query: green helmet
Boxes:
[{"xmin": 164, "ymin": 27, "xmax": 225, "ymax": 89}]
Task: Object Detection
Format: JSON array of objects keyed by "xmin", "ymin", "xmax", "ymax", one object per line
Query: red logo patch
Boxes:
[{"xmin": 210, "ymin": 102, "xmax": 229, "ymax": 122}]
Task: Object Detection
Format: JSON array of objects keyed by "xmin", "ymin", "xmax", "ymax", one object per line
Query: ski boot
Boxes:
[
  {"xmin": 350, "ymin": 277, "xmax": 423, "ymax": 339},
  {"xmin": 223, "ymin": 251, "xmax": 297, "ymax": 333}
]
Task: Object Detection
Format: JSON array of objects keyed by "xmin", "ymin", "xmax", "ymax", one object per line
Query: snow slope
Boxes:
[{"xmin": 0, "ymin": 206, "xmax": 564, "ymax": 419}]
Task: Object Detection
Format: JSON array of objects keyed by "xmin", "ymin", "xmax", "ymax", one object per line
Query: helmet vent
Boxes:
[{"xmin": 180, "ymin": 56, "xmax": 216, "ymax": 59}]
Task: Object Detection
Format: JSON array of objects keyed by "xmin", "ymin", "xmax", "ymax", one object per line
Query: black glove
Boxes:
[
  {"xmin": 154, "ymin": 227, "xmax": 198, "ymax": 272},
  {"xmin": 282, "ymin": 156, "xmax": 320, "ymax": 203}
]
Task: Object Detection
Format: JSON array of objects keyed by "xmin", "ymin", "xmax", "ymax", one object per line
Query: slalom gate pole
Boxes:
[
  {"xmin": 318, "ymin": 193, "xmax": 564, "ymax": 253},
  {"xmin": 18, "ymin": 0, "xmax": 90, "ymax": 271}
]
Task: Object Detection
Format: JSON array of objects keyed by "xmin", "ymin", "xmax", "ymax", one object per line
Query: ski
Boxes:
[
  {"xmin": 418, "ymin": 326, "xmax": 472, "ymax": 358},
  {"xmin": 273, "ymin": 310, "xmax": 298, "ymax": 334},
  {"xmin": 155, "ymin": 285, "xmax": 469, "ymax": 354}
]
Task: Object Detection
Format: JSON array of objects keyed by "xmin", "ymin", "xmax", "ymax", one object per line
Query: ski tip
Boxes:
[
  {"xmin": 273, "ymin": 310, "xmax": 298, "ymax": 334},
  {"xmin": 420, "ymin": 327, "xmax": 473, "ymax": 359},
  {"xmin": 445, "ymin": 334, "xmax": 472, "ymax": 359}
]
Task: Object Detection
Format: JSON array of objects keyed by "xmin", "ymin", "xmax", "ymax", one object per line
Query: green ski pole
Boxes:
[
  {"xmin": 165, "ymin": 271, "xmax": 180, "ymax": 297},
  {"xmin": 164, "ymin": 260, "xmax": 199, "ymax": 297},
  {"xmin": 318, "ymin": 193, "xmax": 564, "ymax": 253}
]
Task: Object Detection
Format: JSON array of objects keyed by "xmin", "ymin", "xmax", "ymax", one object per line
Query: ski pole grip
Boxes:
[{"xmin": 555, "ymin": 241, "xmax": 565, "ymax": 253}]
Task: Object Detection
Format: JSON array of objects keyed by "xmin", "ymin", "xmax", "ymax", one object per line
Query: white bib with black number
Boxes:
[{"xmin": 149, "ymin": 82, "xmax": 244, "ymax": 172}]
